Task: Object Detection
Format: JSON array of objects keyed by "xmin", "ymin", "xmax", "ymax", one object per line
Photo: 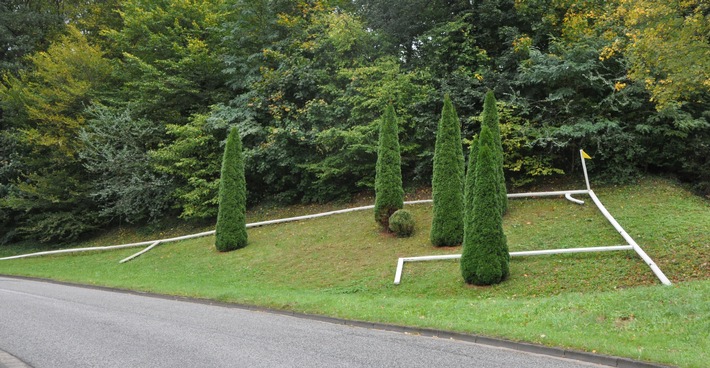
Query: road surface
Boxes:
[{"xmin": 0, "ymin": 276, "xmax": 606, "ymax": 368}]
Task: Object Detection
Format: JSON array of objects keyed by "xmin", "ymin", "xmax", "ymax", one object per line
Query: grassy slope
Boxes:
[{"xmin": 1, "ymin": 177, "xmax": 708, "ymax": 367}]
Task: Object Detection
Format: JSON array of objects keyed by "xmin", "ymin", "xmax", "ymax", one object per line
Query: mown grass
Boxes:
[{"xmin": 1, "ymin": 177, "xmax": 708, "ymax": 367}]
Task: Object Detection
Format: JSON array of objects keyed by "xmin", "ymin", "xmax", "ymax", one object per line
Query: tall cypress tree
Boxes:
[
  {"xmin": 430, "ymin": 95, "xmax": 465, "ymax": 246},
  {"xmin": 481, "ymin": 90, "xmax": 507, "ymax": 215},
  {"xmin": 215, "ymin": 126, "xmax": 248, "ymax": 252},
  {"xmin": 461, "ymin": 137, "xmax": 479, "ymax": 281},
  {"xmin": 374, "ymin": 104, "xmax": 404, "ymax": 227},
  {"xmin": 464, "ymin": 136, "xmax": 479, "ymax": 227},
  {"xmin": 461, "ymin": 125, "xmax": 509, "ymax": 285}
]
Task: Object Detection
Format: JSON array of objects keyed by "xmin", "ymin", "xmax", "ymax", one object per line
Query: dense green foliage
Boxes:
[
  {"xmin": 0, "ymin": 25, "xmax": 111, "ymax": 243},
  {"xmin": 1, "ymin": 0, "xmax": 708, "ymax": 245},
  {"xmin": 464, "ymin": 137, "xmax": 479, "ymax": 225},
  {"xmin": 151, "ymin": 112, "xmax": 225, "ymax": 219},
  {"xmin": 374, "ymin": 105, "xmax": 404, "ymax": 227},
  {"xmin": 481, "ymin": 91, "xmax": 507, "ymax": 215},
  {"xmin": 78, "ymin": 105, "xmax": 172, "ymax": 223},
  {"xmin": 461, "ymin": 126, "xmax": 509, "ymax": 285},
  {"xmin": 430, "ymin": 95, "xmax": 465, "ymax": 246},
  {"xmin": 215, "ymin": 127, "xmax": 248, "ymax": 252},
  {"xmin": 0, "ymin": 0, "xmax": 64, "ymax": 74},
  {"xmin": 388, "ymin": 209, "xmax": 415, "ymax": 237},
  {"xmin": 3, "ymin": 177, "xmax": 707, "ymax": 368}
]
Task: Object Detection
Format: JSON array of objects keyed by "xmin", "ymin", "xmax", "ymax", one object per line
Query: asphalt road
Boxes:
[{"xmin": 0, "ymin": 277, "xmax": 605, "ymax": 368}]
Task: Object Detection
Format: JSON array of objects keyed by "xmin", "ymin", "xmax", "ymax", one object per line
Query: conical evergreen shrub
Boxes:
[
  {"xmin": 464, "ymin": 136, "xmax": 479, "ymax": 222},
  {"xmin": 215, "ymin": 127, "xmax": 248, "ymax": 252},
  {"xmin": 481, "ymin": 90, "xmax": 508, "ymax": 215},
  {"xmin": 460, "ymin": 125, "xmax": 509, "ymax": 285},
  {"xmin": 374, "ymin": 104, "xmax": 404, "ymax": 228},
  {"xmin": 430, "ymin": 95, "xmax": 465, "ymax": 246}
]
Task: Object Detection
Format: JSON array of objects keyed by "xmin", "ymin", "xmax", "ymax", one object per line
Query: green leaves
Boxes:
[
  {"xmin": 78, "ymin": 105, "xmax": 172, "ymax": 223},
  {"xmin": 215, "ymin": 126, "xmax": 248, "ymax": 252},
  {"xmin": 374, "ymin": 104, "xmax": 404, "ymax": 227},
  {"xmin": 152, "ymin": 112, "xmax": 223, "ymax": 219},
  {"xmin": 0, "ymin": 25, "xmax": 110, "ymax": 243},
  {"xmin": 430, "ymin": 95, "xmax": 465, "ymax": 246},
  {"xmin": 461, "ymin": 125, "xmax": 509, "ymax": 285},
  {"xmin": 0, "ymin": 0, "xmax": 64, "ymax": 74},
  {"xmin": 481, "ymin": 90, "xmax": 507, "ymax": 215},
  {"xmin": 462, "ymin": 94, "xmax": 509, "ymax": 285},
  {"xmin": 106, "ymin": 0, "xmax": 227, "ymax": 125},
  {"xmin": 1, "ymin": 0, "xmax": 708, "ymax": 247},
  {"xmin": 1, "ymin": 25, "xmax": 111, "ymax": 157}
]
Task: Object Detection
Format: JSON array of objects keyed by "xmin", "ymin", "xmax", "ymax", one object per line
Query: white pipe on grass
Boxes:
[
  {"xmin": 393, "ymin": 245, "xmax": 635, "ymax": 285},
  {"xmin": 564, "ymin": 193, "xmax": 585, "ymax": 205},
  {"xmin": 119, "ymin": 241, "xmax": 162, "ymax": 264},
  {"xmin": 403, "ymin": 199, "xmax": 433, "ymax": 205},
  {"xmin": 244, "ymin": 204, "xmax": 375, "ymax": 228},
  {"xmin": 246, "ymin": 199, "xmax": 438, "ymax": 229},
  {"xmin": 512, "ymin": 245, "xmax": 632, "ymax": 256},
  {"xmin": 587, "ymin": 190, "xmax": 672, "ymax": 286},
  {"xmin": 0, "ymin": 200, "xmax": 425, "ymax": 262},
  {"xmin": 0, "ymin": 230, "xmax": 215, "ymax": 261},
  {"xmin": 507, "ymin": 189, "xmax": 590, "ymax": 198}
]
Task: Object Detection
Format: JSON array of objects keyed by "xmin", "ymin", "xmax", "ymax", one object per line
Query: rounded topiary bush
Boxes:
[{"xmin": 388, "ymin": 209, "xmax": 415, "ymax": 237}]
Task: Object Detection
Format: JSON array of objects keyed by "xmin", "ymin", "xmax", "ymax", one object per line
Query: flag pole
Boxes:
[{"xmin": 580, "ymin": 149, "xmax": 591, "ymax": 191}]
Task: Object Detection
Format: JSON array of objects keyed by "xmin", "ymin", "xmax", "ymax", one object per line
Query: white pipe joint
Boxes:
[{"xmin": 564, "ymin": 193, "xmax": 585, "ymax": 205}]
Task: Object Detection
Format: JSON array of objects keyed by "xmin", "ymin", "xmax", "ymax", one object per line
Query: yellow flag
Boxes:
[{"xmin": 581, "ymin": 149, "xmax": 592, "ymax": 160}]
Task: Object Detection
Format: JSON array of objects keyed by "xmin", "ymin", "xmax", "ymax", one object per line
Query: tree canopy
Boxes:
[{"xmin": 1, "ymin": 0, "xmax": 707, "ymax": 244}]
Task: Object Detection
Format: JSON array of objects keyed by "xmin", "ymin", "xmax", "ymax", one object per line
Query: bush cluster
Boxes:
[
  {"xmin": 461, "ymin": 126, "xmax": 509, "ymax": 285},
  {"xmin": 388, "ymin": 209, "xmax": 415, "ymax": 237},
  {"xmin": 460, "ymin": 92, "xmax": 509, "ymax": 285}
]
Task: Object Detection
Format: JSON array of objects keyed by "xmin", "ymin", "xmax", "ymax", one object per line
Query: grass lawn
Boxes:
[{"xmin": 1, "ymin": 177, "xmax": 708, "ymax": 367}]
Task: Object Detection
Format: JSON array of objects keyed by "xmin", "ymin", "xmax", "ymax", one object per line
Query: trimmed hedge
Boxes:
[
  {"xmin": 430, "ymin": 95, "xmax": 465, "ymax": 246},
  {"xmin": 215, "ymin": 127, "xmax": 248, "ymax": 252},
  {"xmin": 374, "ymin": 104, "xmax": 404, "ymax": 228},
  {"xmin": 388, "ymin": 209, "xmax": 415, "ymax": 237}
]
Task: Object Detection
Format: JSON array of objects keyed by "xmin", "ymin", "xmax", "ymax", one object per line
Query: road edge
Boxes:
[
  {"xmin": 0, "ymin": 349, "xmax": 31, "ymax": 368},
  {"xmin": 0, "ymin": 274, "xmax": 674, "ymax": 368}
]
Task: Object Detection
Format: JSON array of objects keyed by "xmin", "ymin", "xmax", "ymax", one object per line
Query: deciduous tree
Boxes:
[{"xmin": 0, "ymin": 25, "xmax": 111, "ymax": 242}]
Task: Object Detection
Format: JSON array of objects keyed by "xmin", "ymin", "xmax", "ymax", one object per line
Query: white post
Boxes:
[
  {"xmin": 580, "ymin": 150, "xmax": 591, "ymax": 191},
  {"xmin": 393, "ymin": 258, "xmax": 405, "ymax": 285}
]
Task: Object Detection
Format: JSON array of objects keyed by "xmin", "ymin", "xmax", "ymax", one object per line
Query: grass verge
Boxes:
[{"xmin": 1, "ymin": 177, "xmax": 708, "ymax": 367}]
